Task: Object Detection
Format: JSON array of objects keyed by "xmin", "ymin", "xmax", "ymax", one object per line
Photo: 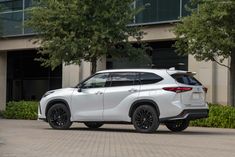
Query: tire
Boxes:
[
  {"xmin": 132, "ymin": 105, "xmax": 159, "ymax": 133},
  {"xmin": 47, "ymin": 103, "xmax": 72, "ymax": 129},
  {"xmin": 84, "ymin": 122, "xmax": 104, "ymax": 129},
  {"xmin": 165, "ymin": 120, "xmax": 189, "ymax": 132}
]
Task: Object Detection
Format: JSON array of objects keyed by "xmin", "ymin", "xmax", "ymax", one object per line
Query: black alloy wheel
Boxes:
[
  {"xmin": 165, "ymin": 120, "xmax": 189, "ymax": 132},
  {"xmin": 47, "ymin": 103, "xmax": 72, "ymax": 129},
  {"xmin": 132, "ymin": 105, "xmax": 159, "ymax": 133},
  {"xmin": 84, "ymin": 122, "xmax": 104, "ymax": 129}
]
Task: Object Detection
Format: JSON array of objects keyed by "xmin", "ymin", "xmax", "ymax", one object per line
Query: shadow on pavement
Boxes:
[{"xmin": 43, "ymin": 126, "xmax": 235, "ymax": 136}]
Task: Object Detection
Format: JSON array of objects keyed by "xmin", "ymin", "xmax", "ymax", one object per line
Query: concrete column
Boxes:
[
  {"xmin": 81, "ymin": 61, "xmax": 91, "ymax": 79},
  {"xmin": 62, "ymin": 57, "xmax": 106, "ymax": 88},
  {"xmin": 188, "ymin": 55, "xmax": 214, "ymax": 103},
  {"xmin": 0, "ymin": 52, "xmax": 7, "ymax": 111},
  {"xmin": 62, "ymin": 64, "xmax": 80, "ymax": 88},
  {"xmin": 97, "ymin": 56, "xmax": 106, "ymax": 71},
  {"xmin": 188, "ymin": 55, "xmax": 229, "ymax": 104}
]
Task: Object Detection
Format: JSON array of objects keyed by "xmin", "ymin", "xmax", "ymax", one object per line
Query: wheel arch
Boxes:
[
  {"xmin": 129, "ymin": 99, "xmax": 160, "ymax": 118},
  {"xmin": 45, "ymin": 99, "xmax": 71, "ymax": 119}
]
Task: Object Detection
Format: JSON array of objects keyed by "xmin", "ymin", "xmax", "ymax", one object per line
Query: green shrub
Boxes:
[
  {"xmin": 190, "ymin": 104, "xmax": 235, "ymax": 128},
  {"xmin": 3, "ymin": 101, "xmax": 38, "ymax": 120}
]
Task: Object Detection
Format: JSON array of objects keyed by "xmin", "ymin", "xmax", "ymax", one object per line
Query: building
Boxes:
[{"xmin": 0, "ymin": 0, "xmax": 229, "ymax": 110}]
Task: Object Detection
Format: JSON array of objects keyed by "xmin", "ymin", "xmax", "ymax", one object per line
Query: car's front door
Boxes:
[{"xmin": 70, "ymin": 73, "xmax": 109, "ymax": 121}]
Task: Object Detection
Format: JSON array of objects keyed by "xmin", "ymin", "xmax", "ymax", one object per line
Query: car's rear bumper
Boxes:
[{"xmin": 160, "ymin": 109, "xmax": 209, "ymax": 122}]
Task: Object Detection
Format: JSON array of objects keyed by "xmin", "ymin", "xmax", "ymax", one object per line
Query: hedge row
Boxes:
[
  {"xmin": 2, "ymin": 101, "xmax": 38, "ymax": 120},
  {"xmin": 1, "ymin": 101, "xmax": 235, "ymax": 129},
  {"xmin": 190, "ymin": 104, "xmax": 235, "ymax": 128}
]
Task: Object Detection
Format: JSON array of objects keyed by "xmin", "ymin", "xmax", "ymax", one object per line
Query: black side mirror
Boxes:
[
  {"xmin": 77, "ymin": 84, "xmax": 83, "ymax": 92},
  {"xmin": 78, "ymin": 88, "xmax": 82, "ymax": 92}
]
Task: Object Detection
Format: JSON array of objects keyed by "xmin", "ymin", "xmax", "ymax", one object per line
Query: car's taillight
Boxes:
[
  {"xmin": 163, "ymin": 87, "xmax": 192, "ymax": 93},
  {"xmin": 203, "ymin": 87, "xmax": 208, "ymax": 93}
]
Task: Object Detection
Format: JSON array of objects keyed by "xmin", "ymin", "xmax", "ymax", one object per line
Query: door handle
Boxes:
[
  {"xmin": 95, "ymin": 91, "xmax": 103, "ymax": 95},
  {"xmin": 128, "ymin": 89, "xmax": 138, "ymax": 92}
]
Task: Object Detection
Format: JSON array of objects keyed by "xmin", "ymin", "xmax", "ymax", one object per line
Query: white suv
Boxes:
[{"xmin": 39, "ymin": 69, "xmax": 209, "ymax": 133}]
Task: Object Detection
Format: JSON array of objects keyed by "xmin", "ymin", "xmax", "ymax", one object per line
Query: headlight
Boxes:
[{"xmin": 43, "ymin": 91, "xmax": 55, "ymax": 97}]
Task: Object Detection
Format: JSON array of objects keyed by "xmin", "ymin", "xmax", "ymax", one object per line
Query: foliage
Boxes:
[
  {"xmin": 27, "ymin": 0, "xmax": 150, "ymax": 73},
  {"xmin": 174, "ymin": 0, "xmax": 235, "ymax": 63},
  {"xmin": 174, "ymin": 0, "xmax": 235, "ymax": 106},
  {"xmin": 2, "ymin": 101, "xmax": 38, "ymax": 120},
  {"xmin": 190, "ymin": 104, "xmax": 235, "ymax": 128}
]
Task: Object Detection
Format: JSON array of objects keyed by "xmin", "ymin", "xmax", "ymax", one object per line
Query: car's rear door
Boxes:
[
  {"xmin": 103, "ymin": 72, "xmax": 140, "ymax": 121},
  {"xmin": 171, "ymin": 73, "xmax": 206, "ymax": 107}
]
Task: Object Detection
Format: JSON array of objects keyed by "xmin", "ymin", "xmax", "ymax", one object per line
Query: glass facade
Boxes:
[
  {"xmin": 0, "ymin": 0, "xmax": 33, "ymax": 36},
  {"xmin": 0, "ymin": 0, "xmax": 191, "ymax": 36},
  {"xmin": 133, "ymin": 0, "xmax": 191, "ymax": 25}
]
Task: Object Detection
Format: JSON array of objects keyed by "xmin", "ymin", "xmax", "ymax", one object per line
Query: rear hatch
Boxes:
[{"xmin": 170, "ymin": 72, "xmax": 206, "ymax": 107}]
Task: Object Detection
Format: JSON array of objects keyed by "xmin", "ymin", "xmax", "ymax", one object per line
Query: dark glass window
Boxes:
[
  {"xmin": 110, "ymin": 72, "xmax": 138, "ymax": 87},
  {"xmin": 0, "ymin": 11, "xmax": 23, "ymax": 36},
  {"xmin": 136, "ymin": 0, "xmax": 180, "ymax": 23},
  {"xmin": 82, "ymin": 73, "xmax": 109, "ymax": 89},
  {"xmin": 0, "ymin": 0, "xmax": 23, "ymax": 12},
  {"xmin": 182, "ymin": 0, "xmax": 194, "ymax": 16},
  {"xmin": 25, "ymin": 0, "xmax": 33, "ymax": 8},
  {"xmin": 171, "ymin": 74, "xmax": 202, "ymax": 86},
  {"xmin": 140, "ymin": 72, "xmax": 163, "ymax": 84}
]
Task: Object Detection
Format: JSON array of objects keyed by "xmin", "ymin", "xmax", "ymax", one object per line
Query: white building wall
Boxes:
[{"xmin": 188, "ymin": 55, "xmax": 229, "ymax": 104}]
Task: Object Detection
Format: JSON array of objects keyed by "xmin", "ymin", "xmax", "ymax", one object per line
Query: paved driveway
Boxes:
[{"xmin": 0, "ymin": 119, "xmax": 235, "ymax": 157}]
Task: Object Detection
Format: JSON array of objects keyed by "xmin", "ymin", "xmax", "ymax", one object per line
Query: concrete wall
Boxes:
[
  {"xmin": 0, "ymin": 37, "xmax": 39, "ymax": 51},
  {"xmin": 0, "ymin": 52, "xmax": 7, "ymax": 110},
  {"xmin": 130, "ymin": 24, "xmax": 175, "ymax": 42}
]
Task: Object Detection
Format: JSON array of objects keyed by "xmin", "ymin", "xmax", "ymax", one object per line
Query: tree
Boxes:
[
  {"xmin": 27, "ymin": 0, "xmax": 149, "ymax": 74},
  {"xmin": 174, "ymin": 0, "xmax": 235, "ymax": 106}
]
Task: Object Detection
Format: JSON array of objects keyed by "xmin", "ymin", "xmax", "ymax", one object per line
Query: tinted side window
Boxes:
[
  {"xmin": 140, "ymin": 73, "xmax": 163, "ymax": 85},
  {"xmin": 110, "ymin": 72, "xmax": 138, "ymax": 87},
  {"xmin": 171, "ymin": 74, "xmax": 202, "ymax": 86},
  {"xmin": 82, "ymin": 73, "xmax": 109, "ymax": 88}
]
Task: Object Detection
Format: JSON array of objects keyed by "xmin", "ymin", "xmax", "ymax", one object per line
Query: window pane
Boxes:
[
  {"xmin": 25, "ymin": 0, "xmax": 34, "ymax": 8},
  {"xmin": 157, "ymin": 0, "xmax": 180, "ymax": 21},
  {"xmin": 83, "ymin": 73, "xmax": 109, "ymax": 88},
  {"xmin": 182, "ymin": 0, "xmax": 191, "ymax": 16},
  {"xmin": 0, "ymin": 11, "xmax": 23, "ymax": 36},
  {"xmin": 110, "ymin": 72, "xmax": 137, "ymax": 87},
  {"xmin": 0, "ymin": 0, "xmax": 23, "ymax": 12},
  {"xmin": 140, "ymin": 73, "xmax": 163, "ymax": 84},
  {"xmin": 24, "ymin": 10, "xmax": 34, "ymax": 34},
  {"xmin": 135, "ymin": 0, "xmax": 181, "ymax": 23},
  {"xmin": 136, "ymin": 0, "xmax": 157, "ymax": 23}
]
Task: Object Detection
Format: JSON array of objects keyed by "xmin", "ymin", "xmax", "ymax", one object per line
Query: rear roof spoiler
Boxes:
[{"xmin": 168, "ymin": 67, "xmax": 196, "ymax": 75}]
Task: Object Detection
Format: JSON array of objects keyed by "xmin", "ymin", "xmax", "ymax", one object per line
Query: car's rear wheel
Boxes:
[
  {"xmin": 132, "ymin": 105, "xmax": 159, "ymax": 133},
  {"xmin": 47, "ymin": 103, "xmax": 72, "ymax": 129},
  {"xmin": 165, "ymin": 120, "xmax": 189, "ymax": 132},
  {"xmin": 84, "ymin": 122, "xmax": 104, "ymax": 129}
]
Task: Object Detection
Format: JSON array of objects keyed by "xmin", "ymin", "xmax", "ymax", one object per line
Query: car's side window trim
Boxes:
[{"xmin": 108, "ymin": 72, "xmax": 140, "ymax": 87}]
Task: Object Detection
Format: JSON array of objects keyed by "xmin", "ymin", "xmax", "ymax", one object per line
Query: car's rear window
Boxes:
[{"xmin": 171, "ymin": 73, "xmax": 202, "ymax": 86}]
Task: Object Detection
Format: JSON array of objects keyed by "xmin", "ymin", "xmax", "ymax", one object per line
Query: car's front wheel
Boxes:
[
  {"xmin": 165, "ymin": 120, "xmax": 189, "ymax": 132},
  {"xmin": 132, "ymin": 105, "xmax": 159, "ymax": 133},
  {"xmin": 47, "ymin": 103, "xmax": 72, "ymax": 129},
  {"xmin": 84, "ymin": 122, "xmax": 104, "ymax": 129}
]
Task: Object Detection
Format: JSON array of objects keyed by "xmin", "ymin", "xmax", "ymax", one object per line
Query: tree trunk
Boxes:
[
  {"xmin": 91, "ymin": 57, "xmax": 97, "ymax": 74},
  {"xmin": 229, "ymin": 51, "xmax": 235, "ymax": 107}
]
